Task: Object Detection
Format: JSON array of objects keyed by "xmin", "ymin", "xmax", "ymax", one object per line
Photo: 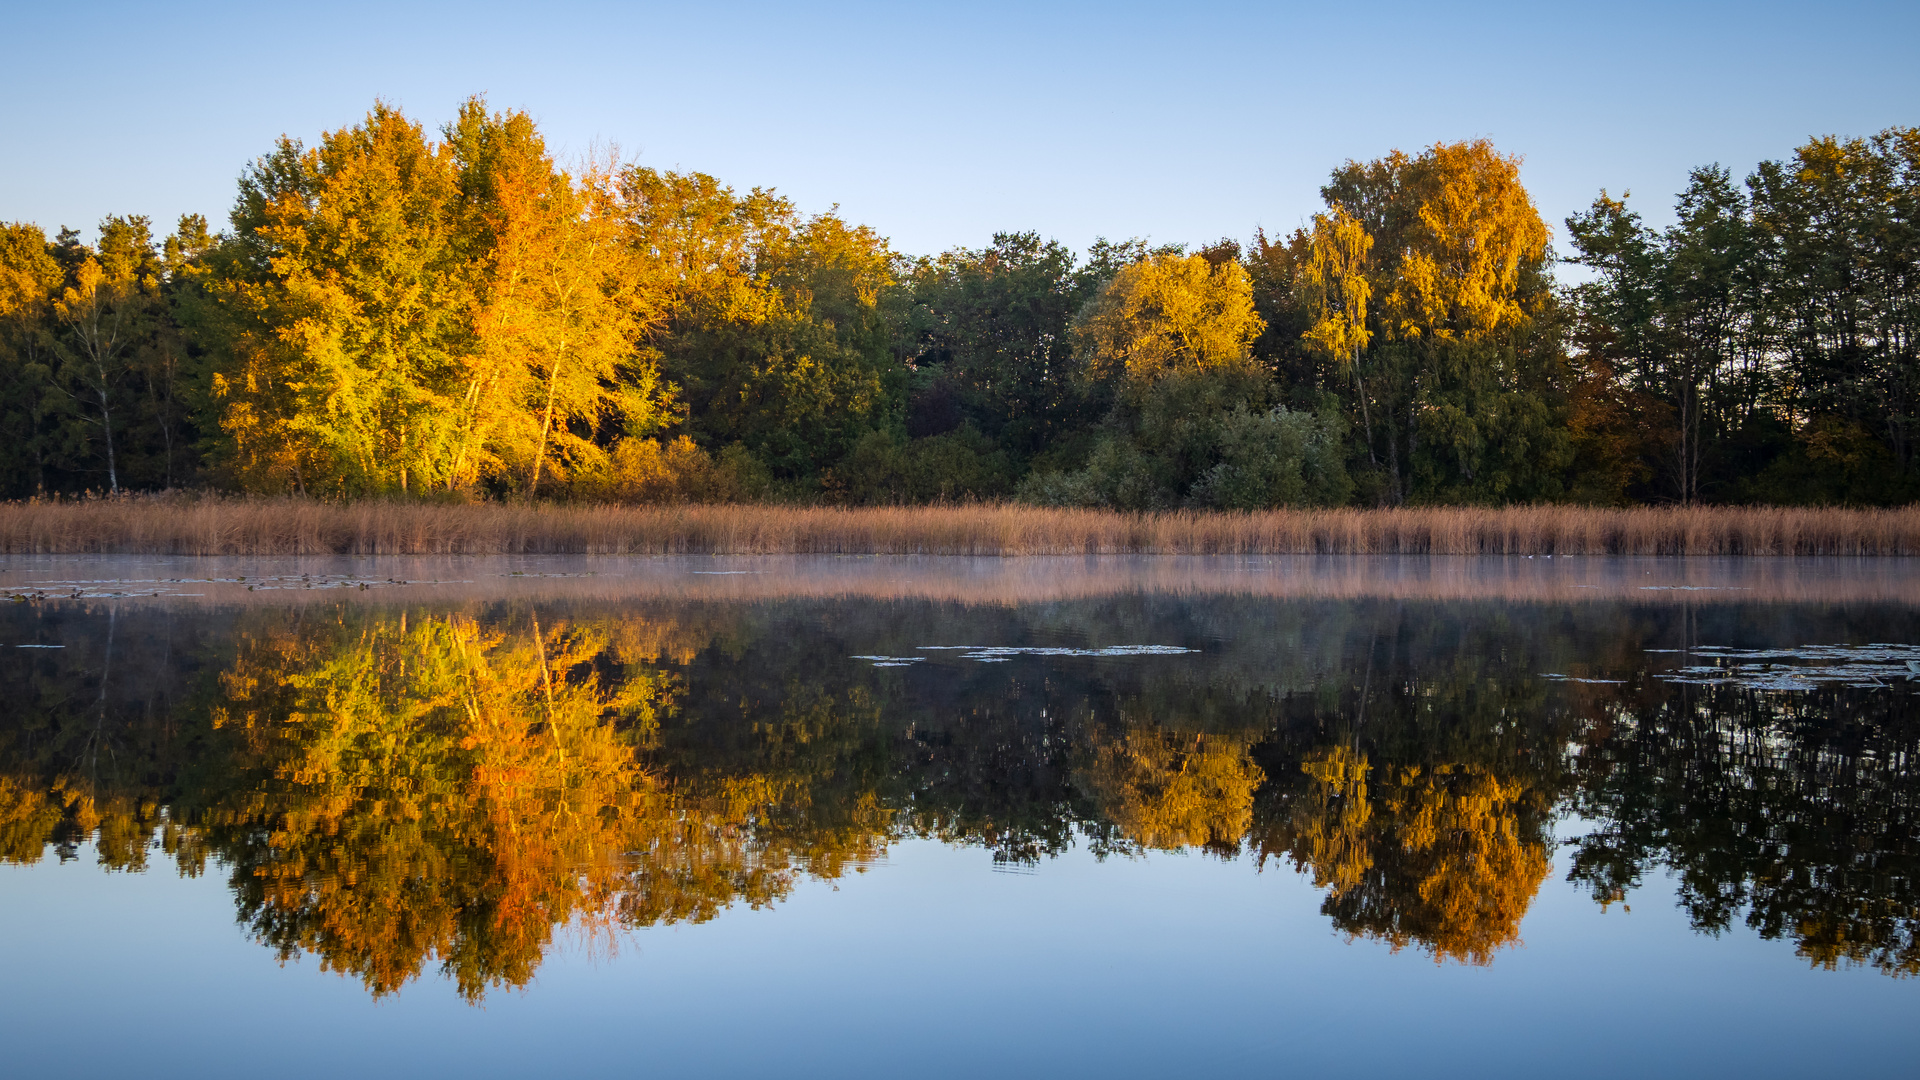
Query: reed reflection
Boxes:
[{"xmin": 1, "ymin": 594, "xmax": 1917, "ymax": 999}]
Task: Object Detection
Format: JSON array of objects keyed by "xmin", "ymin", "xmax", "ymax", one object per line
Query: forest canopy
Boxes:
[{"xmin": 1, "ymin": 98, "xmax": 1914, "ymax": 506}]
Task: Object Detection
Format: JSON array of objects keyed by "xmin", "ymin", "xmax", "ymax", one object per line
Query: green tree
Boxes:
[
  {"xmin": 0, "ymin": 223, "xmax": 62, "ymax": 493},
  {"xmin": 623, "ymin": 167, "xmax": 902, "ymax": 484},
  {"xmin": 48, "ymin": 216, "xmax": 172, "ymax": 493},
  {"xmin": 1749, "ymin": 128, "xmax": 1920, "ymax": 501},
  {"xmin": 1565, "ymin": 169, "xmax": 1771, "ymax": 504},
  {"xmin": 902, "ymin": 232, "xmax": 1098, "ymax": 458}
]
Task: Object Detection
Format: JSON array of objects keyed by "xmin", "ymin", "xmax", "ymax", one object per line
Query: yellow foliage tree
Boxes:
[
  {"xmin": 202, "ymin": 611, "xmax": 670, "ymax": 998},
  {"xmin": 448, "ymin": 101, "xmax": 671, "ymax": 493},
  {"xmin": 1298, "ymin": 209, "xmax": 1379, "ymax": 456},
  {"xmin": 1300, "ymin": 140, "xmax": 1559, "ymax": 501},
  {"xmin": 1380, "ymin": 140, "xmax": 1551, "ymax": 343},
  {"xmin": 208, "ymin": 103, "xmax": 469, "ymax": 494},
  {"xmin": 205, "ymin": 99, "xmax": 673, "ymax": 496},
  {"xmin": 1306, "ymin": 139, "xmax": 1548, "ymax": 347},
  {"xmin": 1074, "ymin": 252, "xmax": 1265, "ymax": 385}
]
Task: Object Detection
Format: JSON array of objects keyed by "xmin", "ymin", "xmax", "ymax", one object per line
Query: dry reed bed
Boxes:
[{"xmin": 3, "ymin": 498, "xmax": 1920, "ymax": 556}]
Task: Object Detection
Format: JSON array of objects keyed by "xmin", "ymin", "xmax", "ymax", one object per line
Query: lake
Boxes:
[{"xmin": 3, "ymin": 554, "xmax": 1918, "ymax": 1078}]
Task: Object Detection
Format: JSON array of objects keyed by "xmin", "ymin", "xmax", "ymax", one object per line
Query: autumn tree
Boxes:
[
  {"xmin": 204, "ymin": 103, "xmax": 471, "ymax": 494},
  {"xmin": 1072, "ymin": 710, "xmax": 1265, "ymax": 852},
  {"xmin": 445, "ymin": 101, "xmax": 670, "ymax": 493},
  {"xmin": 199, "ymin": 98, "xmax": 673, "ymax": 496},
  {"xmin": 1073, "ymin": 251, "xmax": 1264, "ymax": 386},
  {"xmin": 1016, "ymin": 248, "xmax": 1348, "ymax": 509},
  {"xmin": 1301, "ymin": 140, "xmax": 1569, "ymax": 504}
]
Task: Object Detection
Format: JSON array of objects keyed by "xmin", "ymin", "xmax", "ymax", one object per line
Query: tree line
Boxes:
[{"xmin": 1, "ymin": 98, "xmax": 1914, "ymax": 506}]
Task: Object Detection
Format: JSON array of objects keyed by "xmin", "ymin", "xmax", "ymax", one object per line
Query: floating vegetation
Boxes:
[
  {"xmin": 918, "ymin": 644, "xmax": 1198, "ymax": 663},
  {"xmin": 850, "ymin": 644, "xmax": 1198, "ymax": 668},
  {"xmin": 1539, "ymin": 674, "xmax": 1626, "ymax": 684},
  {"xmin": 1659, "ymin": 643, "xmax": 1920, "ymax": 692}
]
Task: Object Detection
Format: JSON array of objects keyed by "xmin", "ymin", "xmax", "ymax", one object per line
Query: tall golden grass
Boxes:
[{"xmin": 2, "ymin": 496, "xmax": 1919, "ymax": 556}]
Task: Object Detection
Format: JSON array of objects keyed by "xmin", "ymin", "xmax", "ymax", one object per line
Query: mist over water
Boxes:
[{"xmin": 3, "ymin": 555, "xmax": 1919, "ymax": 1078}]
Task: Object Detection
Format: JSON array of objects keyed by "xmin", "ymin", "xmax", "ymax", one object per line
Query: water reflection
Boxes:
[
  {"xmin": 2, "ymin": 582, "xmax": 1917, "ymax": 999},
  {"xmin": 1566, "ymin": 683, "xmax": 1920, "ymax": 975}
]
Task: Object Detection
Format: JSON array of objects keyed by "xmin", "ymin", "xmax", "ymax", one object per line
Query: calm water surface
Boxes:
[{"xmin": 3, "ymin": 555, "xmax": 1918, "ymax": 1078}]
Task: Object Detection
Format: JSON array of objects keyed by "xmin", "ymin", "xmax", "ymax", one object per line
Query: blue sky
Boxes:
[{"xmin": 3, "ymin": 0, "xmax": 1914, "ymax": 258}]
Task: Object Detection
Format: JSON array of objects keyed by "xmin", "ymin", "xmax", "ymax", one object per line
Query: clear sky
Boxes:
[{"xmin": 3, "ymin": 0, "xmax": 1914, "ymax": 259}]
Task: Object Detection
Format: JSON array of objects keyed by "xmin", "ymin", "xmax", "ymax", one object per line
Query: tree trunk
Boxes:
[
  {"xmin": 1355, "ymin": 363, "xmax": 1379, "ymax": 469},
  {"xmin": 95, "ymin": 374, "xmax": 117, "ymax": 495},
  {"xmin": 530, "ymin": 351, "xmax": 564, "ymax": 496}
]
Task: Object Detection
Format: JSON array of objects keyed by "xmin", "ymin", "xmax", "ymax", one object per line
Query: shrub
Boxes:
[
  {"xmin": 1192, "ymin": 406, "xmax": 1353, "ymax": 509},
  {"xmin": 578, "ymin": 436, "xmax": 771, "ymax": 503},
  {"xmin": 828, "ymin": 426, "xmax": 1015, "ymax": 505}
]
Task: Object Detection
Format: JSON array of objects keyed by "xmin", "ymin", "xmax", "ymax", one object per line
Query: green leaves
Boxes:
[{"xmin": 1566, "ymin": 127, "xmax": 1920, "ymax": 505}]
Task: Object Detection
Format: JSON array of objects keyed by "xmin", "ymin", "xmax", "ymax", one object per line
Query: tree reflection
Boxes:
[
  {"xmin": 1072, "ymin": 708, "xmax": 1264, "ymax": 853},
  {"xmin": 3, "ymin": 595, "xmax": 1920, "ymax": 995},
  {"xmin": 0, "ymin": 605, "xmax": 887, "ymax": 1001},
  {"xmin": 1297, "ymin": 752, "xmax": 1551, "ymax": 964},
  {"xmin": 1567, "ymin": 684, "xmax": 1920, "ymax": 976},
  {"xmin": 191, "ymin": 611, "xmax": 672, "ymax": 998},
  {"xmin": 1249, "ymin": 663, "xmax": 1571, "ymax": 966}
]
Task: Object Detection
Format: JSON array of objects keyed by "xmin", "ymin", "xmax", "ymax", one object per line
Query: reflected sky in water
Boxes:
[{"xmin": 2, "ymin": 555, "xmax": 1919, "ymax": 1078}]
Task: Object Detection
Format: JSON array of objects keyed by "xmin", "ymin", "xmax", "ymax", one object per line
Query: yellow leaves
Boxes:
[
  {"xmin": 774, "ymin": 212, "xmax": 897, "ymax": 316},
  {"xmin": 1382, "ymin": 140, "xmax": 1548, "ymax": 343},
  {"xmin": 618, "ymin": 166, "xmax": 799, "ymax": 323},
  {"xmin": 54, "ymin": 258, "xmax": 106, "ymax": 321},
  {"xmin": 1074, "ymin": 722, "xmax": 1265, "ymax": 851},
  {"xmin": 0, "ymin": 222, "xmax": 62, "ymax": 321},
  {"xmin": 1075, "ymin": 252, "xmax": 1265, "ymax": 384},
  {"xmin": 1308, "ymin": 139, "xmax": 1550, "ymax": 358},
  {"xmin": 1294, "ymin": 746, "xmax": 1376, "ymax": 896},
  {"xmin": 1287, "ymin": 747, "xmax": 1551, "ymax": 966},
  {"xmin": 204, "ymin": 98, "xmax": 679, "ymax": 497},
  {"xmin": 173, "ymin": 609, "xmax": 800, "ymax": 999},
  {"xmin": 459, "ymin": 118, "xmax": 667, "ymax": 492},
  {"xmin": 1299, "ymin": 210, "xmax": 1375, "ymax": 366},
  {"xmin": 0, "ymin": 774, "xmax": 64, "ymax": 864}
]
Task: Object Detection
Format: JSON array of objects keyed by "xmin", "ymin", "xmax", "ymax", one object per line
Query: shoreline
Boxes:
[{"xmin": 3, "ymin": 498, "xmax": 1919, "ymax": 556}]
